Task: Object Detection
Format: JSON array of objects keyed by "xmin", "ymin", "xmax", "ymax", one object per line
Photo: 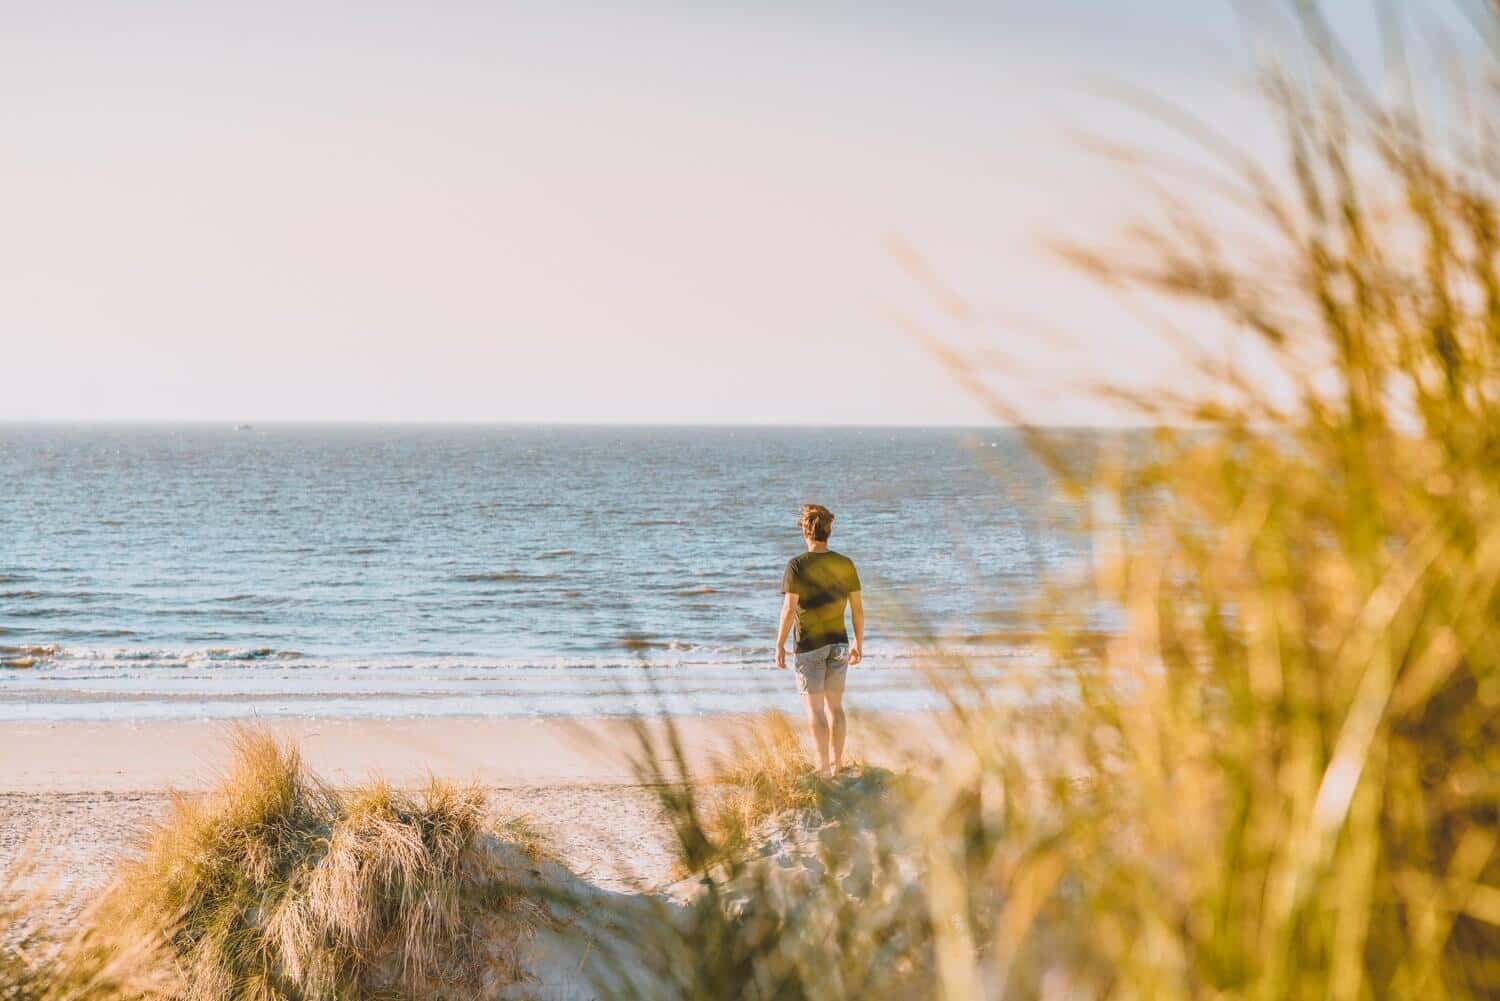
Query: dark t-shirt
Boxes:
[{"xmin": 781, "ymin": 550, "xmax": 861, "ymax": 653}]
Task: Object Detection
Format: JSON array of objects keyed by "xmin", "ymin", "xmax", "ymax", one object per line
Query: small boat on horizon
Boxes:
[{"xmin": 234, "ymin": 424, "xmax": 254, "ymax": 431}]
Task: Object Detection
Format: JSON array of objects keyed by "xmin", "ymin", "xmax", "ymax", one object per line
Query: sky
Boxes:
[{"xmin": 0, "ymin": 1, "xmax": 1480, "ymax": 424}]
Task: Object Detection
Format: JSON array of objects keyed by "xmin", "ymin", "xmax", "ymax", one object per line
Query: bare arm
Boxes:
[
  {"xmin": 775, "ymin": 592, "xmax": 799, "ymax": 669},
  {"xmin": 849, "ymin": 591, "xmax": 864, "ymax": 665}
]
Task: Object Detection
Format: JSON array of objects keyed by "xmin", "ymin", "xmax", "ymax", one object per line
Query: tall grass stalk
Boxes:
[{"xmin": 619, "ymin": 5, "xmax": 1500, "ymax": 998}]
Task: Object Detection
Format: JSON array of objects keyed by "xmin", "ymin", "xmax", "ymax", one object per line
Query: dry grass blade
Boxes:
[
  {"xmin": 607, "ymin": 4, "xmax": 1500, "ymax": 999},
  {"xmin": 698, "ymin": 713, "xmax": 823, "ymax": 862}
]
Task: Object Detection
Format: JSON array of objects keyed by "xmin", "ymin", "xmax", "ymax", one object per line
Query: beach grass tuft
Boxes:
[
  {"xmin": 686, "ymin": 712, "xmax": 903, "ymax": 871},
  {"xmin": 699, "ymin": 712, "xmax": 824, "ymax": 860},
  {"xmin": 611, "ymin": 713, "xmax": 929, "ymax": 1000},
  {"xmin": 89, "ymin": 726, "xmax": 553, "ymax": 1000}
]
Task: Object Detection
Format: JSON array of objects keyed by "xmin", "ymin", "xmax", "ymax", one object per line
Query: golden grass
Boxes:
[
  {"xmin": 615, "ymin": 7, "xmax": 1500, "ymax": 999},
  {"xmin": 88, "ymin": 727, "xmax": 553, "ymax": 1000},
  {"xmin": 688, "ymin": 712, "xmax": 906, "ymax": 875},
  {"xmin": 916, "ymin": 7, "xmax": 1500, "ymax": 994},
  {"xmin": 699, "ymin": 713, "xmax": 824, "ymax": 860},
  {"xmin": 0, "ymin": 866, "xmax": 156, "ymax": 1001},
  {"xmin": 610, "ymin": 712, "xmax": 928, "ymax": 1000}
]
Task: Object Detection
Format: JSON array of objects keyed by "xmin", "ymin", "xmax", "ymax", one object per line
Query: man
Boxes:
[{"xmin": 776, "ymin": 503, "xmax": 863, "ymax": 777}]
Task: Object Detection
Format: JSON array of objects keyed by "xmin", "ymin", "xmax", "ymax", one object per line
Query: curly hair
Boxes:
[{"xmin": 799, "ymin": 504, "xmax": 834, "ymax": 542}]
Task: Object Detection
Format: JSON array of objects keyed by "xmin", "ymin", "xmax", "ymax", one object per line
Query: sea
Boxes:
[{"xmin": 0, "ymin": 425, "xmax": 1094, "ymax": 721}]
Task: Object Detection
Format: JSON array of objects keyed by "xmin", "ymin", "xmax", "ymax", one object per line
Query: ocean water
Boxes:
[{"xmin": 0, "ymin": 426, "xmax": 1089, "ymax": 720}]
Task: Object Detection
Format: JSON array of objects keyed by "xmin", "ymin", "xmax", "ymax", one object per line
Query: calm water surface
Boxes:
[{"xmin": 0, "ymin": 426, "xmax": 1089, "ymax": 720}]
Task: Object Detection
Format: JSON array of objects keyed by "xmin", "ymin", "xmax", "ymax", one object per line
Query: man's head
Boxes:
[{"xmin": 800, "ymin": 504, "xmax": 834, "ymax": 543}]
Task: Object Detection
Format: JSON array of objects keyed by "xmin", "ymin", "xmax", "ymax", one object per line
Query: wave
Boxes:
[
  {"xmin": 46, "ymin": 628, "xmax": 139, "ymax": 640},
  {"xmin": 0, "ymin": 645, "xmax": 62, "ymax": 656},
  {"xmin": 148, "ymin": 607, "xmax": 274, "ymax": 621},
  {"xmin": 1, "ymin": 645, "xmax": 306, "ymax": 669},
  {"xmin": 452, "ymin": 571, "xmax": 560, "ymax": 584},
  {"xmin": 670, "ymin": 585, "xmax": 721, "ymax": 597},
  {"xmin": 192, "ymin": 647, "xmax": 303, "ymax": 662},
  {"xmin": 3, "ymin": 606, "xmax": 70, "ymax": 618},
  {"xmin": 218, "ymin": 593, "xmax": 291, "ymax": 606},
  {"xmin": 1, "ymin": 644, "xmax": 61, "ymax": 668},
  {"xmin": 0, "ymin": 636, "xmax": 1038, "ymax": 679},
  {"xmin": 0, "ymin": 589, "xmax": 127, "ymax": 603}
]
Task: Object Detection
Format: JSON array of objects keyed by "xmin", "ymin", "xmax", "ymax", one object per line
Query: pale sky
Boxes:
[{"xmin": 0, "ymin": 1, "xmax": 1471, "ymax": 423}]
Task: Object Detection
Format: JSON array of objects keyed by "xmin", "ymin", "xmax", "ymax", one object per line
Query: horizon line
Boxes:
[{"xmin": 0, "ymin": 418, "xmax": 1168, "ymax": 430}]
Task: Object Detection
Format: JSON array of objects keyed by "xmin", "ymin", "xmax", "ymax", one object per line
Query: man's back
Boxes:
[{"xmin": 782, "ymin": 550, "xmax": 860, "ymax": 652}]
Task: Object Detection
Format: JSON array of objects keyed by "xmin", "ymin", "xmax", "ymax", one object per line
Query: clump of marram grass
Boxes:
[
  {"xmin": 606, "ymin": 712, "xmax": 931, "ymax": 1001},
  {"xmin": 687, "ymin": 713, "xmax": 905, "ymax": 873},
  {"xmin": 698, "ymin": 713, "xmax": 824, "ymax": 862},
  {"xmin": 93, "ymin": 728, "xmax": 553, "ymax": 1000}
]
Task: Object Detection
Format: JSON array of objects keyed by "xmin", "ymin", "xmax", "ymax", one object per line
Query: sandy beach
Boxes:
[
  {"xmin": 0, "ymin": 713, "xmax": 927, "ymax": 906},
  {"xmin": 0, "ymin": 715, "xmax": 761, "ymax": 794}
]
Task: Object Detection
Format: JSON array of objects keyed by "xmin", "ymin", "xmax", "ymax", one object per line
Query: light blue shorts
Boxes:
[{"xmin": 793, "ymin": 643, "xmax": 850, "ymax": 695}]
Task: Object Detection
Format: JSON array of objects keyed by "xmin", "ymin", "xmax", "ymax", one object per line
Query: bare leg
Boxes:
[
  {"xmin": 824, "ymin": 688, "xmax": 846, "ymax": 774},
  {"xmin": 802, "ymin": 693, "xmax": 831, "ymax": 774}
]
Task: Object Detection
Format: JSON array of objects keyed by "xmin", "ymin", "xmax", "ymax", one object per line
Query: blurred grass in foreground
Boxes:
[
  {"xmin": 615, "ymin": 5, "xmax": 1500, "ymax": 999},
  {"xmin": 0, "ymin": 863, "xmax": 162, "ymax": 1001}
]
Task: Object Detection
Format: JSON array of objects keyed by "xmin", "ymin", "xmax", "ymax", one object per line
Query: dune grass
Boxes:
[
  {"xmin": 614, "ymin": 6, "xmax": 1500, "ymax": 999},
  {"xmin": 0, "ymin": 866, "xmax": 155, "ymax": 1001},
  {"xmin": 698, "ymin": 713, "xmax": 824, "ymax": 860},
  {"xmin": 683, "ymin": 712, "xmax": 907, "ymax": 874},
  {"xmin": 964, "ymin": 9, "xmax": 1500, "ymax": 996},
  {"xmin": 610, "ymin": 712, "xmax": 928, "ymax": 1001},
  {"xmin": 89, "ymin": 727, "xmax": 553, "ymax": 1000}
]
